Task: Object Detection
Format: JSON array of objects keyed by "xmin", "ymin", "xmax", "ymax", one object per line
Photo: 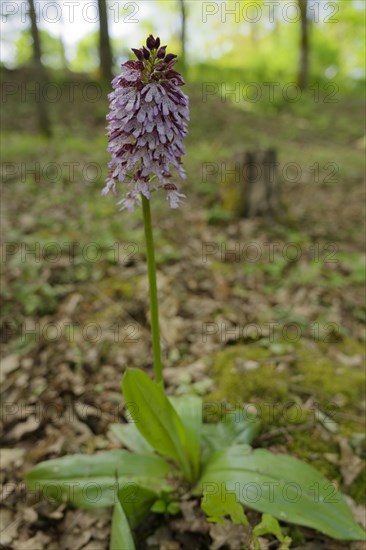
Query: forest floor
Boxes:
[{"xmin": 1, "ymin": 69, "xmax": 365, "ymax": 549}]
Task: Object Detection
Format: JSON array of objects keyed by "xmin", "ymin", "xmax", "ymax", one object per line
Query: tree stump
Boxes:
[{"xmin": 221, "ymin": 149, "xmax": 279, "ymax": 218}]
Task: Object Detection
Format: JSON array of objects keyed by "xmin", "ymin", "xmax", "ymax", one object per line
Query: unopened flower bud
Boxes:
[
  {"xmin": 131, "ymin": 48, "xmax": 143, "ymax": 61},
  {"xmin": 142, "ymin": 46, "xmax": 150, "ymax": 60},
  {"xmin": 164, "ymin": 54, "xmax": 177, "ymax": 63},
  {"xmin": 157, "ymin": 46, "xmax": 167, "ymax": 59},
  {"xmin": 146, "ymin": 34, "xmax": 156, "ymax": 50}
]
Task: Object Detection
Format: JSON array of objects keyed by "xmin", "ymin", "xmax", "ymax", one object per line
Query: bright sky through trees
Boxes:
[{"xmin": 0, "ymin": 0, "xmax": 364, "ymax": 81}]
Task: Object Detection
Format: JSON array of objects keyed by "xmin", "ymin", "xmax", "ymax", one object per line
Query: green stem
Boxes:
[{"xmin": 142, "ymin": 194, "xmax": 164, "ymax": 388}]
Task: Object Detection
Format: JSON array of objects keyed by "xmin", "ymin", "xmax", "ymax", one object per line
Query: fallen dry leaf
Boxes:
[
  {"xmin": 146, "ymin": 526, "xmax": 179, "ymax": 549},
  {"xmin": 209, "ymin": 520, "xmax": 250, "ymax": 550},
  {"xmin": 5, "ymin": 416, "xmax": 40, "ymax": 440},
  {"xmin": 0, "ymin": 354, "xmax": 20, "ymax": 384},
  {"xmin": 13, "ymin": 531, "xmax": 51, "ymax": 550},
  {"xmin": 344, "ymin": 496, "xmax": 366, "ymax": 530},
  {"xmin": 339, "ymin": 437, "xmax": 365, "ymax": 487},
  {"xmin": 0, "ymin": 448, "xmax": 25, "ymax": 469},
  {"xmin": 331, "ymin": 351, "xmax": 363, "ymax": 368},
  {"xmin": 0, "ymin": 509, "xmax": 20, "ymax": 546}
]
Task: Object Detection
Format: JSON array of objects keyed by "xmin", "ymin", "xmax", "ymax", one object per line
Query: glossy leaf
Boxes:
[
  {"xmin": 196, "ymin": 445, "xmax": 366, "ymax": 541},
  {"xmin": 201, "ymin": 412, "xmax": 260, "ymax": 464},
  {"xmin": 110, "ymin": 423, "xmax": 154, "ymax": 455},
  {"xmin": 122, "ymin": 369, "xmax": 192, "ymax": 480},
  {"xmin": 169, "ymin": 394, "xmax": 202, "ymax": 479},
  {"xmin": 110, "ymin": 499, "xmax": 135, "ymax": 550},
  {"xmin": 25, "ymin": 450, "xmax": 172, "ymax": 509}
]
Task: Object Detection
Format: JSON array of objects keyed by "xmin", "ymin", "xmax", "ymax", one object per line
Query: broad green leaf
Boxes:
[
  {"xmin": 201, "ymin": 490, "xmax": 248, "ymax": 525},
  {"xmin": 110, "ymin": 423, "xmax": 154, "ymax": 455},
  {"xmin": 201, "ymin": 412, "xmax": 260, "ymax": 464},
  {"xmin": 196, "ymin": 445, "xmax": 366, "ymax": 541},
  {"xmin": 122, "ymin": 369, "xmax": 193, "ymax": 480},
  {"xmin": 110, "ymin": 499, "xmax": 135, "ymax": 550},
  {"xmin": 25, "ymin": 450, "xmax": 172, "ymax": 509},
  {"xmin": 169, "ymin": 395, "xmax": 202, "ymax": 479}
]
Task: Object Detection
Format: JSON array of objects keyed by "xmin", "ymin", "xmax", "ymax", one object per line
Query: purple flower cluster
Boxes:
[{"xmin": 103, "ymin": 35, "xmax": 189, "ymax": 211}]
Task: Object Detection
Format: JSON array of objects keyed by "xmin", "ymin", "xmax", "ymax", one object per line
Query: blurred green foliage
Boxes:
[
  {"xmin": 10, "ymin": 0, "xmax": 365, "ymax": 94},
  {"xmin": 15, "ymin": 29, "xmax": 65, "ymax": 68}
]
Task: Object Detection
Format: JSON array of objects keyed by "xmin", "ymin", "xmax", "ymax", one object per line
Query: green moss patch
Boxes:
[{"xmin": 206, "ymin": 337, "xmax": 365, "ymax": 502}]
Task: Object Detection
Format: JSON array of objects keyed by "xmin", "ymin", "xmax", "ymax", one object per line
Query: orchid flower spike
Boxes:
[{"xmin": 103, "ymin": 35, "xmax": 189, "ymax": 211}]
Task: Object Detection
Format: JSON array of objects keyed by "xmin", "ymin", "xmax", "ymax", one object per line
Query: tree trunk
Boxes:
[
  {"xmin": 57, "ymin": 0, "xmax": 69, "ymax": 73},
  {"xmin": 297, "ymin": 0, "xmax": 309, "ymax": 90},
  {"xmin": 179, "ymin": 0, "xmax": 186, "ymax": 70},
  {"xmin": 59, "ymin": 35, "xmax": 68, "ymax": 72},
  {"xmin": 27, "ymin": 0, "xmax": 51, "ymax": 137},
  {"xmin": 97, "ymin": 0, "xmax": 113, "ymax": 82}
]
